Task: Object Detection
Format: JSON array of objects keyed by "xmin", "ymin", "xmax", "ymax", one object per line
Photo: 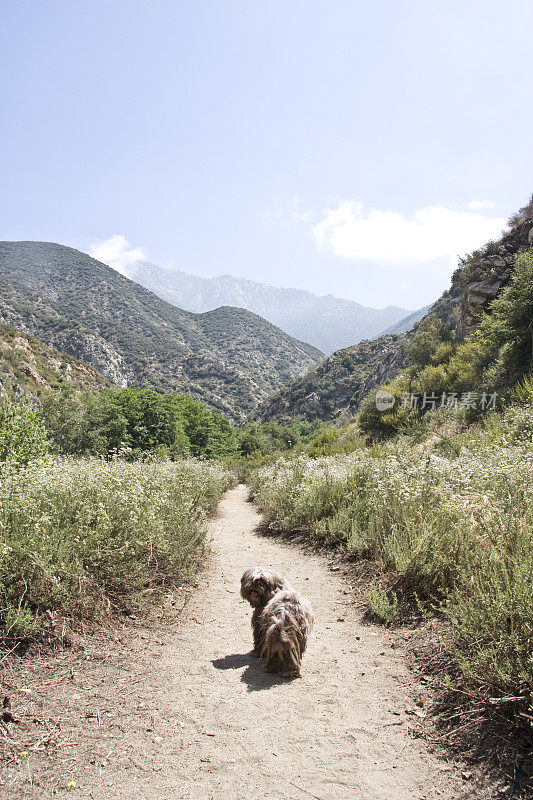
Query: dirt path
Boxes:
[{"xmin": 3, "ymin": 485, "xmax": 468, "ymax": 799}]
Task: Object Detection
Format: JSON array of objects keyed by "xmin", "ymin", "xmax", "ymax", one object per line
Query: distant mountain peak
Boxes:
[{"xmin": 122, "ymin": 261, "xmax": 414, "ymax": 355}]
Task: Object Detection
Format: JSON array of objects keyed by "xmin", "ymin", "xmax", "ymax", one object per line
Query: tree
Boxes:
[{"xmin": 41, "ymin": 387, "xmax": 239, "ymax": 459}]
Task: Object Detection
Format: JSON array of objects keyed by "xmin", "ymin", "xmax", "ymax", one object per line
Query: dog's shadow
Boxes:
[{"xmin": 211, "ymin": 652, "xmax": 291, "ymax": 692}]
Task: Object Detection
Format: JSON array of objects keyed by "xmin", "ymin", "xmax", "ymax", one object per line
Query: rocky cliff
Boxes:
[
  {"xmin": 0, "ymin": 324, "xmax": 113, "ymax": 396},
  {"xmin": 459, "ymin": 206, "xmax": 533, "ymax": 337},
  {"xmin": 252, "ymin": 334, "xmax": 407, "ymax": 423}
]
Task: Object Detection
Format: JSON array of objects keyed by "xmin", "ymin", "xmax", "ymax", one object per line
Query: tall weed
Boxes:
[{"xmin": 0, "ymin": 458, "xmax": 230, "ymax": 635}]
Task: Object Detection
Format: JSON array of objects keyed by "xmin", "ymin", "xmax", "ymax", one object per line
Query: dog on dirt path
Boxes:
[{"xmin": 240, "ymin": 566, "xmax": 314, "ymax": 679}]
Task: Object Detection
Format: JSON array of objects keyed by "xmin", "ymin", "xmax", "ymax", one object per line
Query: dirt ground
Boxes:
[{"xmin": 1, "ymin": 485, "xmax": 493, "ymax": 799}]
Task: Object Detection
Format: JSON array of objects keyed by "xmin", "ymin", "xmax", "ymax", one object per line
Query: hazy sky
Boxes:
[{"xmin": 1, "ymin": 0, "xmax": 532, "ymax": 309}]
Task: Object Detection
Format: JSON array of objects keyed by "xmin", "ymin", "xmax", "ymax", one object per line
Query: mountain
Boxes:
[
  {"xmin": 0, "ymin": 242, "xmax": 324, "ymax": 422},
  {"xmin": 380, "ymin": 304, "xmax": 432, "ymax": 335},
  {"xmin": 253, "ymin": 201, "xmax": 533, "ymax": 425},
  {"xmin": 252, "ymin": 334, "xmax": 407, "ymax": 423},
  {"xmin": 120, "ymin": 261, "xmax": 410, "ymax": 355},
  {"xmin": 0, "ymin": 323, "xmax": 113, "ymax": 396}
]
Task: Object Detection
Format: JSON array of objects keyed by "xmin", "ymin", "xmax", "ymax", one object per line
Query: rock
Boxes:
[{"xmin": 458, "ymin": 210, "xmax": 532, "ymax": 338}]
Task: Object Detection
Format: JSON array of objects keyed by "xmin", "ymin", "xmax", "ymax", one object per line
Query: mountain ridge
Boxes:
[
  {"xmin": 380, "ymin": 304, "xmax": 433, "ymax": 336},
  {"xmin": 121, "ymin": 260, "xmax": 413, "ymax": 355},
  {"xmin": 0, "ymin": 241, "xmax": 324, "ymax": 422}
]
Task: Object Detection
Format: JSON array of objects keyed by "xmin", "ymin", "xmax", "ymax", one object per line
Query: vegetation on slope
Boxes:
[
  {"xmin": 0, "ymin": 241, "xmax": 323, "ymax": 422},
  {"xmin": 0, "ymin": 323, "xmax": 112, "ymax": 395},
  {"xmin": 359, "ymin": 248, "xmax": 533, "ymax": 436},
  {"xmin": 252, "ymin": 334, "xmax": 407, "ymax": 423},
  {"xmin": 254, "ymin": 203, "xmax": 532, "ymax": 426}
]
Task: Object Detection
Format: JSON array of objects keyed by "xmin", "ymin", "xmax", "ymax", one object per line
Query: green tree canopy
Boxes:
[{"xmin": 41, "ymin": 387, "xmax": 238, "ymax": 459}]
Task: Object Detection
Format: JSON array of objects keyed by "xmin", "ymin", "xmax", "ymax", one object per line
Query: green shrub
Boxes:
[
  {"xmin": 358, "ymin": 389, "xmax": 399, "ymax": 437},
  {"xmin": 307, "ymin": 427, "xmax": 343, "ymax": 457},
  {"xmin": 358, "ymin": 379, "xmax": 419, "ymax": 438},
  {"xmin": 514, "ymin": 371, "xmax": 533, "ymax": 403},
  {"xmin": 341, "ymin": 354, "xmax": 355, "ymax": 372},
  {"xmin": 448, "ymin": 508, "xmax": 532, "ymax": 697},
  {"xmin": 3, "ymin": 605, "xmax": 37, "ymax": 637},
  {"xmin": 481, "ymin": 249, "xmax": 533, "ymax": 387},
  {"xmin": 431, "ymin": 342, "xmax": 456, "ymax": 365},
  {"xmin": 367, "ymin": 587, "xmax": 398, "ymax": 625},
  {"xmin": 407, "ymin": 317, "xmax": 453, "ymax": 369},
  {"xmin": 0, "ymin": 396, "xmax": 48, "ymax": 465}
]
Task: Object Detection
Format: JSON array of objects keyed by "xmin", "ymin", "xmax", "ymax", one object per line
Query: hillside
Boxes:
[
  {"xmin": 252, "ymin": 334, "xmax": 407, "ymax": 423},
  {"xmin": 253, "ymin": 201, "xmax": 533, "ymax": 424},
  {"xmin": 0, "ymin": 242, "xmax": 324, "ymax": 422},
  {"xmin": 0, "ymin": 323, "xmax": 113, "ymax": 396},
  {"xmin": 381, "ymin": 303, "xmax": 432, "ymax": 335},
  {"xmin": 121, "ymin": 261, "xmax": 411, "ymax": 355}
]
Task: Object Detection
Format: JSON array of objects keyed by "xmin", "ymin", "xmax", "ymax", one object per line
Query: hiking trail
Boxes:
[{"xmin": 3, "ymin": 485, "xmax": 468, "ymax": 800}]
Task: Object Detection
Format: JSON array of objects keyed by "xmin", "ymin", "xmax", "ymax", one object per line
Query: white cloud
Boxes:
[
  {"xmin": 312, "ymin": 202, "xmax": 506, "ymax": 265},
  {"xmin": 468, "ymin": 199, "xmax": 496, "ymax": 211},
  {"xmin": 90, "ymin": 234, "xmax": 147, "ymax": 276}
]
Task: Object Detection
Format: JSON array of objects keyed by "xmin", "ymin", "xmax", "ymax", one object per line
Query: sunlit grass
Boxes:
[{"xmin": 0, "ymin": 457, "xmax": 231, "ymax": 636}]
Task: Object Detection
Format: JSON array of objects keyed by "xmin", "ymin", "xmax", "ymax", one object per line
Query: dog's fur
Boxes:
[{"xmin": 240, "ymin": 566, "xmax": 314, "ymax": 678}]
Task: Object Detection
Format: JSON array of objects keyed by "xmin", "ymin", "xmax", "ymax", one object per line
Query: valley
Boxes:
[
  {"xmin": 2, "ymin": 5, "xmax": 532, "ymax": 798},
  {"xmin": 0, "ymin": 199, "xmax": 532, "ymax": 799}
]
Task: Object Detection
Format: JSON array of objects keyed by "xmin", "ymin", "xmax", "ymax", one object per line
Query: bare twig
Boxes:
[{"xmin": 289, "ymin": 782, "xmax": 327, "ymax": 800}]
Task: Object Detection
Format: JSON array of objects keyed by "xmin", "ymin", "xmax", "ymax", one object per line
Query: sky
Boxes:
[{"xmin": 1, "ymin": 0, "xmax": 532, "ymax": 310}]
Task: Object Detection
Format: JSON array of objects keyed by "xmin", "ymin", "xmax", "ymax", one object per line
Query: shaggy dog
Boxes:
[{"xmin": 240, "ymin": 566, "xmax": 314, "ymax": 678}]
